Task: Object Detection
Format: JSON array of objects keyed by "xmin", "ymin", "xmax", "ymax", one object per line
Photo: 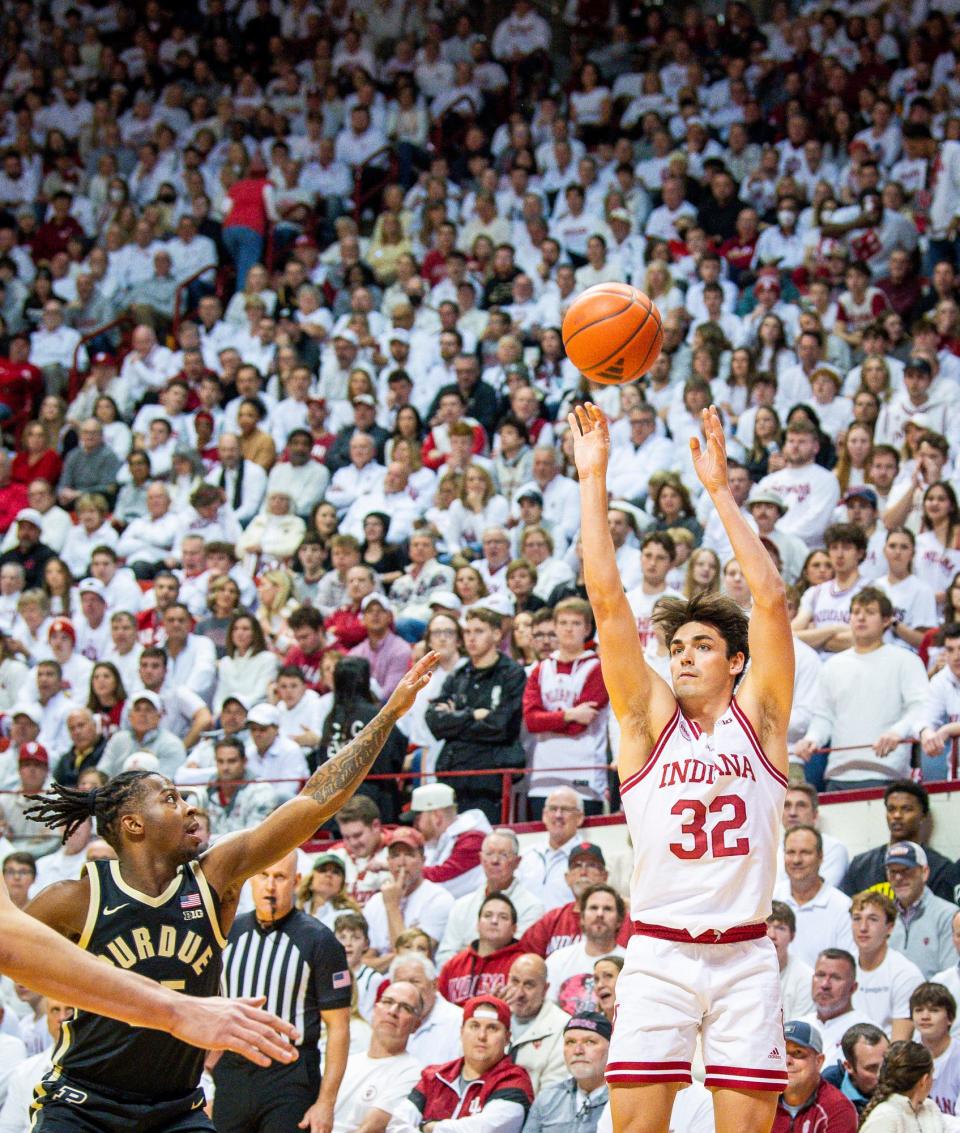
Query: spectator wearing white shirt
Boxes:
[
  {"xmin": 919, "ymin": 624, "xmax": 960, "ymax": 781},
  {"xmin": 165, "ymin": 215, "xmax": 217, "ymax": 300},
  {"xmin": 325, "ymin": 432, "xmax": 387, "ymax": 515},
  {"xmin": 204, "ymin": 433, "xmax": 268, "ymax": 527},
  {"xmin": 759, "ymin": 419, "xmax": 841, "ymax": 547},
  {"xmin": 767, "ymin": 902, "xmax": 815, "ymax": 1023},
  {"xmin": 800, "ymin": 950, "xmax": 874, "ymax": 1067},
  {"xmin": 491, "ymin": 0, "xmax": 551, "ymax": 64},
  {"xmin": 160, "ymin": 602, "xmax": 218, "ymax": 707},
  {"xmin": 778, "ymin": 784, "xmax": 850, "ymax": 890},
  {"xmin": 389, "ymin": 952, "xmax": 463, "ymax": 1069},
  {"xmin": 850, "ymin": 889, "xmax": 923, "ymax": 1041},
  {"xmin": 751, "ymin": 195, "xmax": 806, "ymax": 270},
  {"xmin": 515, "ymin": 787, "xmax": 585, "ymax": 911},
  {"xmin": 275, "ymin": 665, "xmax": 329, "ymax": 751},
  {"xmin": 118, "ymin": 324, "xmax": 178, "ymax": 404},
  {"xmin": 244, "ymin": 701, "xmax": 309, "ymax": 804},
  {"xmin": 517, "ymin": 447, "xmax": 580, "ymax": 549},
  {"xmin": 115, "ymin": 482, "xmax": 180, "ymax": 578},
  {"xmin": 774, "ymin": 825, "xmax": 856, "ymax": 969},
  {"xmin": 29, "ymin": 301, "xmax": 85, "ymax": 391},
  {"xmin": 643, "ymin": 176, "xmax": 697, "ymax": 243},
  {"xmin": 606, "ymin": 406, "xmax": 675, "ymax": 504}
]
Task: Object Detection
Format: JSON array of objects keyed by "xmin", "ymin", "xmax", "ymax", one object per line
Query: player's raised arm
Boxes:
[
  {"xmin": 569, "ymin": 403, "xmax": 675, "ymax": 766},
  {"xmin": 0, "ymin": 880, "xmax": 298, "ymax": 1066},
  {"xmin": 202, "ymin": 651, "xmax": 439, "ymax": 891},
  {"xmin": 691, "ymin": 407, "xmax": 793, "ymax": 758}
]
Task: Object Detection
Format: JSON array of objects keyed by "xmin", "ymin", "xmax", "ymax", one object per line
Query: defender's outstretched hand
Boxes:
[
  {"xmin": 567, "ymin": 402, "xmax": 610, "ymax": 481},
  {"xmin": 384, "ymin": 650, "xmax": 440, "ymax": 716},
  {"xmin": 690, "ymin": 406, "xmax": 730, "ymax": 496}
]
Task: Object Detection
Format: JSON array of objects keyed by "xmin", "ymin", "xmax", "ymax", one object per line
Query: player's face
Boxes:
[
  {"xmin": 668, "ymin": 622, "xmax": 743, "ymax": 700},
  {"xmin": 812, "ymin": 958, "xmax": 856, "ymax": 1016},
  {"xmin": 139, "ymin": 776, "xmax": 203, "ymax": 861},
  {"xmin": 782, "ymin": 791, "xmax": 815, "ymax": 828},
  {"xmin": 462, "ymin": 1017, "xmax": 508, "ymax": 1071},
  {"xmin": 784, "ymin": 830, "xmax": 822, "ymax": 884},
  {"xmin": 884, "ymin": 791, "xmax": 923, "ymax": 842},
  {"xmin": 851, "ymin": 905, "xmax": 892, "ymax": 955},
  {"xmin": 913, "ymin": 1002, "xmax": 952, "ymax": 1044}
]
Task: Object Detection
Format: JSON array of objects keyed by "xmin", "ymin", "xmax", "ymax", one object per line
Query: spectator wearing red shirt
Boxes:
[
  {"xmin": 32, "ymin": 191, "xmax": 84, "ymax": 264},
  {"xmin": 772, "ymin": 1020, "xmax": 858, "ymax": 1133},
  {"xmin": 11, "ymin": 421, "xmax": 62, "ymax": 486},
  {"xmin": 326, "ymin": 564, "xmax": 376, "ymax": 651},
  {"xmin": 719, "ymin": 207, "xmax": 761, "ymax": 279},
  {"xmin": 437, "ymin": 893, "xmax": 526, "ymax": 1006},
  {"xmin": 0, "ymin": 454, "xmax": 28, "ymax": 534},
  {"xmin": 283, "ymin": 606, "xmax": 328, "ymax": 690}
]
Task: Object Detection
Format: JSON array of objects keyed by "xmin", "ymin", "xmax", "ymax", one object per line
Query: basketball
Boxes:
[{"xmin": 561, "ymin": 282, "xmax": 663, "ymax": 385}]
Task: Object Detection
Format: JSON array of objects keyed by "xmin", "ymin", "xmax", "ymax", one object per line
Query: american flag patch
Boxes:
[
  {"xmin": 332, "ymin": 970, "xmax": 351, "ymax": 989},
  {"xmin": 180, "ymin": 893, "xmax": 202, "ymax": 910}
]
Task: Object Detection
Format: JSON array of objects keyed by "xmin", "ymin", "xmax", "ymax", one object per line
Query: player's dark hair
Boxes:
[
  {"xmin": 23, "ymin": 770, "xmax": 153, "ymax": 851},
  {"xmin": 840, "ymin": 1022, "xmax": 887, "ymax": 1065},
  {"xmin": 784, "ymin": 823, "xmax": 822, "ymax": 854},
  {"xmin": 858, "ymin": 1042, "xmax": 932, "ymax": 1127},
  {"xmin": 480, "ymin": 891, "xmax": 518, "ymax": 924},
  {"xmin": 909, "ymin": 981, "xmax": 957, "ymax": 1023},
  {"xmin": 883, "ymin": 778, "xmax": 929, "ymax": 814},
  {"xmin": 767, "ymin": 900, "xmax": 796, "ymax": 934},
  {"xmin": 653, "ymin": 593, "xmax": 750, "ymax": 666}
]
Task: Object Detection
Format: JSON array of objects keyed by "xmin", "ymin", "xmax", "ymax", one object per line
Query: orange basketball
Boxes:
[{"xmin": 561, "ymin": 282, "xmax": 663, "ymax": 385}]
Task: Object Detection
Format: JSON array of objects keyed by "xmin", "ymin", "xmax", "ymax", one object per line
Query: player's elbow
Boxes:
[{"xmin": 754, "ymin": 574, "xmax": 788, "ymax": 611}]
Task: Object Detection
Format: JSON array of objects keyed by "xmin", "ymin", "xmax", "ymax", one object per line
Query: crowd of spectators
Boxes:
[{"xmin": 0, "ymin": 0, "xmax": 957, "ymax": 1125}]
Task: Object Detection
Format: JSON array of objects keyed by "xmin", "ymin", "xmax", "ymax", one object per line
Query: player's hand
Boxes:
[
  {"xmin": 299, "ymin": 1098, "xmax": 334, "ymax": 1132},
  {"xmin": 873, "ymin": 731, "xmax": 902, "ymax": 757},
  {"xmin": 171, "ymin": 995, "xmax": 299, "ymax": 1067},
  {"xmin": 690, "ymin": 406, "xmax": 730, "ymax": 495},
  {"xmin": 385, "ymin": 651, "xmax": 440, "ymax": 716},
  {"xmin": 567, "ymin": 402, "xmax": 610, "ymax": 481}
]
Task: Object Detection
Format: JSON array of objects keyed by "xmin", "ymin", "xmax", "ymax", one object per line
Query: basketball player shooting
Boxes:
[
  {"xmin": 22, "ymin": 651, "xmax": 438, "ymax": 1133},
  {"xmin": 569, "ymin": 403, "xmax": 793, "ymax": 1133}
]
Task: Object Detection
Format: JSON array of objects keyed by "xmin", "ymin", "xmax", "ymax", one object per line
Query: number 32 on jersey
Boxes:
[{"xmin": 669, "ymin": 795, "xmax": 749, "ymax": 860}]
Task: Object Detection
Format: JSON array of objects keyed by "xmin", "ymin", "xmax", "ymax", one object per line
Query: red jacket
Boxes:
[
  {"xmin": 772, "ymin": 1080, "xmax": 858, "ymax": 1133},
  {"xmin": 522, "ymin": 653, "xmax": 609, "ymax": 735},
  {"xmin": 326, "ymin": 605, "xmax": 366, "ymax": 650},
  {"xmin": 519, "ymin": 902, "xmax": 632, "ymax": 957},
  {"xmin": 282, "ymin": 645, "xmax": 327, "ymax": 691},
  {"xmin": 437, "ymin": 940, "xmax": 526, "ymax": 1006},
  {"xmin": 0, "ymin": 483, "xmax": 28, "ymax": 534},
  {"xmin": 11, "ymin": 449, "xmax": 62, "ymax": 487},
  {"xmin": 422, "ymin": 828, "xmax": 485, "ymax": 889},
  {"xmin": 136, "ymin": 608, "xmax": 167, "ymax": 648},
  {"xmin": 409, "ymin": 1054, "xmax": 533, "ymax": 1125}
]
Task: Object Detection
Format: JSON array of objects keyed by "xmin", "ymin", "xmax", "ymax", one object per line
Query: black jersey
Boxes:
[
  {"xmin": 51, "ymin": 857, "xmax": 226, "ymax": 1101},
  {"xmin": 220, "ymin": 908, "xmax": 352, "ymax": 1053}
]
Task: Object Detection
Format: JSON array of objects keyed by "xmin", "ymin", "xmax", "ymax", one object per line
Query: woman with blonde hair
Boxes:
[
  {"xmin": 835, "ymin": 422, "xmax": 874, "ymax": 496},
  {"xmin": 195, "ymin": 575, "xmax": 243, "ymax": 657},
  {"xmin": 366, "ymin": 212, "xmax": 413, "ymax": 285},
  {"xmin": 683, "ymin": 548, "xmax": 721, "ymax": 600},
  {"xmin": 642, "ymin": 261, "xmax": 684, "ymax": 313},
  {"xmin": 296, "ymin": 854, "xmax": 361, "ymax": 929},
  {"xmin": 445, "ymin": 465, "xmax": 509, "ymax": 554},
  {"xmin": 857, "ymin": 354, "xmax": 895, "ymax": 407},
  {"xmin": 255, "ymin": 568, "xmax": 299, "ymax": 653}
]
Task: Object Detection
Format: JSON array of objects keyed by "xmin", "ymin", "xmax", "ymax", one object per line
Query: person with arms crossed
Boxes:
[
  {"xmin": 20, "ymin": 652, "xmax": 438, "ymax": 1133},
  {"xmin": 570, "ymin": 402, "xmax": 794, "ymax": 1133}
]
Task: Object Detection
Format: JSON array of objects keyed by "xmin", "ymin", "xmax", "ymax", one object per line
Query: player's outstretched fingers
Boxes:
[{"xmin": 569, "ymin": 404, "xmax": 591, "ymax": 435}]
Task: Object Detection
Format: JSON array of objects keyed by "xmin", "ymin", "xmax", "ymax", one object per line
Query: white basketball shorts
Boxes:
[{"xmin": 606, "ymin": 932, "xmax": 787, "ymax": 1092}]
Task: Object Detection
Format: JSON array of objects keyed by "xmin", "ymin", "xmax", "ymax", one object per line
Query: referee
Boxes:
[{"xmin": 214, "ymin": 850, "xmax": 352, "ymax": 1133}]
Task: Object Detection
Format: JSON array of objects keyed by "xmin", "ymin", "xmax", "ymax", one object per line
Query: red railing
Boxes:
[
  {"xmin": 67, "ymin": 313, "xmax": 136, "ymax": 400},
  {"xmin": 431, "ymin": 94, "xmax": 480, "ymax": 156},
  {"xmin": 171, "ymin": 262, "xmax": 219, "ymax": 338},
  {"xmin": 352, "ymin": 145, "xmax": 397, "ymax": 224}
]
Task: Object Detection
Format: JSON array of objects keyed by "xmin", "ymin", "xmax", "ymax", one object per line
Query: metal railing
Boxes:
[
  {"xmin": 67, "ymin": 313, "xmax": 136, "ymax": 400},
  {"xmin": 431, "ymin": 94, "xmax": 480, "ymax": 157},
  {"xmin": 351, "ymin": 145, "xmax": 397, "ymax": 224},
  {"xmin": 171, "ymin": 262, "xmax": 219, "ymax": 338}
]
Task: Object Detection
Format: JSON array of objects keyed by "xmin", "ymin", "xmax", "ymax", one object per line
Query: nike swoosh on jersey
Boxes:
[{"xmin": 102, "ymin": 904, "xmax": 129, "ymax": 915}]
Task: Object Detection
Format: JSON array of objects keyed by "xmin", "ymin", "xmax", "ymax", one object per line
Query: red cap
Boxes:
[
  {"xmin": 194, "ymin": 409, "xmax": 214, "ymax": 424},
  {"xmin": 463, "ymin": 996, "xmax": 510, "ymax": 1029},
  {"xmin": 387, "ymin": 827, "xmax": 424, "ymax": 850},
  {"xmin": 294, "ymin": 235, "xmax": 318, "ymax": 249},
  {"xmin": 48, "ymin": 617, "xmax": 75, "ymax": 642},
  {"xmin": 92, "ymin": 351, "xmax": 116, "ymax": 366},
  {"xmin": 19, "ymin": 741, "xmax": 48, "ymax": 766}
]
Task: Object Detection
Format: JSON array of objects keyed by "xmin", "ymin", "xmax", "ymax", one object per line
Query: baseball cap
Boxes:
[
  {"xmin": 388, "ymin": 328, "xmax": 410, "ymax": 344},
  {"xmin": 352, "ymin": 393, "xmax": 376, "ymax": 408},
  {"xmin": 312, "ymin": 852, "xmax": 346, "ymax": 873},
  {"xmin": 123, "ymin": 751, "xmax": 160, "ymax": 773},
  {"xmin": 247, "ymin": 703, "xmax": 280, "ymax": 727},
  {"xmin": 905, "ymin": 411, "xmax": 933, "ymax": 431},
  {"xmin": 429, "ymin": 591, "xmax": 463, "ymax": 613},
  {"xmin": 564, "ymin": 1011, "xmax": 613, "ymax": 1042},
  {"xmin": 222, "ymin": 694, "xmax": 249, "ymax": 711},
  {"xmin": 884, "ymin": 841, "xmax": 928, "ymax": 869},
  {"xmin": 462, "ymin": 996, "xmax": 510, "ymax": 1029},
  {"xmin": 18, "ymin": 741, "xmax": 48, "ymax": 766},
  {"xmin": 92, "ymin": 351, "xmax": 116, "ymax": 366},
  {"xmin": 12, "ymin": 703, "xmax": 42, "ymax": 725},
  {"xmin": 843, "ymin": 486, "xmax": 878, "ymax": 508},
  {"xmin": 478, "ymin": 592, "xmax": 515, "ymax": 618},
  {"xmin": 516, "ymin": 488, "xmax": 544, "ymax": 505},
  {"xmin": 387, "ymin": 827, "xmax": 425, "ymax": 850},
  {"xmin": 755, "ymin": 274, "xmax": 781, "ymax": 293},
  {"xmin": 360, "ymin": 593, "xmax": 394, "ymax": 614},
  {"xmin": 48, "ymin": 618, "xmax": 75, "ymax": 642},
  {"xmin": 132, "ymin": 690, "xmax": 163, "ymax": 712},
  {"xmin": 608, "ymin": 208, "xmax": 631, "ymax": 225},
  {"xmin": 334, "ymin": 329, "xmax": 359, "ymax": 345},
  {"xmin": 77, "ymin": 577, "xmax": 106, "ymax": 600},
  {"xmin": 15, "ymin": 508, "xmax": 43, "ymax": 528},
  {"xmin": 783, "ymin": 1020, "xmax": 823, "ymax": 1054},
  {"xmin": 905, "ymin": 357, "xmax": 933, "ymax": 376},
  {"xmin": 568, "ymin": 842, "xmax": 605, "ymax": 868},
  {"xmin": 746, "ymin": 487, "xmax": 788, "ymax": 513},
  {"xmin": 410, "ymin": 783, "xmax": 457, "ymax": 812}
]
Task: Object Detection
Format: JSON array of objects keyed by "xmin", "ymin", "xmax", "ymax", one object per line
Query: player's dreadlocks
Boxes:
[{"xmin": 23, "ymin": 771, "xmax": 152, "ymax": 851}]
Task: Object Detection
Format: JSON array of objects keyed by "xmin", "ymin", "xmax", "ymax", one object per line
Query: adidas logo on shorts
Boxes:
[{"xmin": 768, "ymin": 1047, "xmax": 781, "ymax": 1059}]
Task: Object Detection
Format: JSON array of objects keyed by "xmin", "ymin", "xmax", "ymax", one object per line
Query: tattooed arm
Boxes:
[{"xmin": 201, "ymin": 652, "xmax": 439, "ymax": 899}]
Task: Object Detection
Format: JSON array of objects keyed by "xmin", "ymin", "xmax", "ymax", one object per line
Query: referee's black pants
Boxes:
[{"xmin": 212, "ymin": 1051, "xmax": 319, "ymax": 1133}]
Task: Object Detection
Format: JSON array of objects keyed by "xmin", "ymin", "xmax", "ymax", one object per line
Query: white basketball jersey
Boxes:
[{"xmin": 622, "ymin": 696, "xmax": 787, "ymax": 936}]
